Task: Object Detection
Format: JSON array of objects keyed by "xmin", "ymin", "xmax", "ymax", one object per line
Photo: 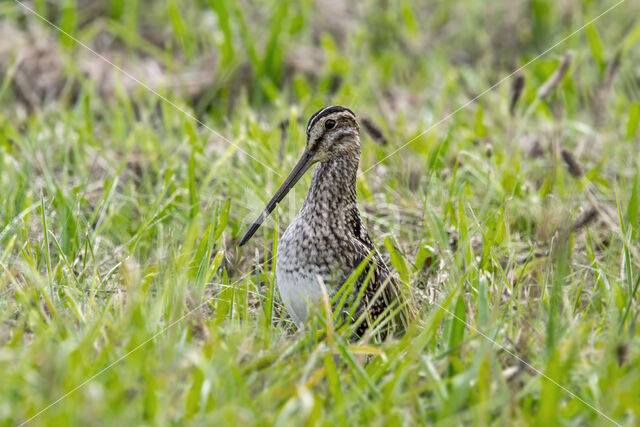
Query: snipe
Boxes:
[{"xmin": 239, "ymin": 106, "xmax": 410, "ymax": 337}]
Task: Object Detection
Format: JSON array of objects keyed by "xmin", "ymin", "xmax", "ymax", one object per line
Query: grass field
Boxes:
[{"xmin": 1, "ymin": 0, "xmax": 640, "ymax": 425}]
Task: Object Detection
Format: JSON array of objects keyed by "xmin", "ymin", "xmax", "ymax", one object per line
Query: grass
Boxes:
[{"xmin": 1, "ymin": 0, "xmax": 640, "ymax": 424}]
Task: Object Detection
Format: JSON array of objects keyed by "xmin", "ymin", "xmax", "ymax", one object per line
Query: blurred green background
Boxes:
[{"xmin": 1, "ymin": 0, "xmax": 639, "ymax": 425}]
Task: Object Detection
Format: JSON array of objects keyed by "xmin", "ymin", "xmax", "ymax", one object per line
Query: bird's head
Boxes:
[
  {"xmin": 305, "ymin": 105, "xmax": 360, "ymax": 163},
  {"xmin": 238, "ymin": 105, "xmax": 359, "ymax": 246}
]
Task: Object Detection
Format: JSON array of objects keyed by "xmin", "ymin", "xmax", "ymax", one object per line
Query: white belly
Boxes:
[
  {"xmin": 275, "ymin": 221, "xmax": 330, "ymax": 327},
  {"xmin": 275, "ymin": 263, "xmax": 323, "ymax": 327}
]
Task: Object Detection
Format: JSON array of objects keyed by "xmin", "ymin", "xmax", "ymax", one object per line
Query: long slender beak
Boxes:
[{"xmin": 238, "ymin": 150, "xmax": 315, "ymax": 246}]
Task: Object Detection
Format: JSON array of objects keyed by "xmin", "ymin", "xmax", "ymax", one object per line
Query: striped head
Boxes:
[
  {"xmin": 238, "ymin": 105, "xmax": 360, "ymax": 246},
  {"xmin": 305, "ymin": 105, "xmax": 360, "ymax": 162}
]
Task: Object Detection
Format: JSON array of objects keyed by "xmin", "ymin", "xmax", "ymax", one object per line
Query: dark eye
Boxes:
[{"xmin": 325, "ymin": 119, "xmax": 336, "ymax": 130}]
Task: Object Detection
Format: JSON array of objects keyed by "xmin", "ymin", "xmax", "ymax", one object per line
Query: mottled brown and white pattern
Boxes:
[{"xmin": 240, "ymin": 106, "xmax": 409, "ymax": 337}]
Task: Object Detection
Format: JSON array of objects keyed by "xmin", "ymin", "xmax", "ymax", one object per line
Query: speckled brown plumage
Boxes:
[{"xmin": 240, "ymin": 106, "xmax": 409, "ymax": 337}]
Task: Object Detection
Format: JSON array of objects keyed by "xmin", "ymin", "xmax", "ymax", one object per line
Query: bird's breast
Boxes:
[{"xmin": 275, "ymin": 214, "xmax": 355, "ymax": 325}]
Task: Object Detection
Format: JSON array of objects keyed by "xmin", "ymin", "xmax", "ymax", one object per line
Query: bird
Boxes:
[{"xmin": 239, "ymin": 105, "xmax": 411, "ymax": 338}]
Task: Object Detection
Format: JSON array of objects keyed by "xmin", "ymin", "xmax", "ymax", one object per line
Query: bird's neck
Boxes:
[{"xmin": 303, "ymin": 152, "xmax": 360, "ymax": 212}]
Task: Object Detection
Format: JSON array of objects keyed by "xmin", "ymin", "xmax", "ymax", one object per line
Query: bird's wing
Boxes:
[{"xmin": 344, "ymin": 207, "xmax": 411, "ymax": 335}]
